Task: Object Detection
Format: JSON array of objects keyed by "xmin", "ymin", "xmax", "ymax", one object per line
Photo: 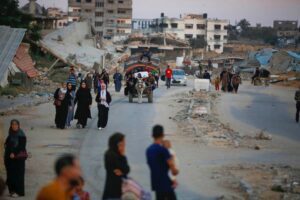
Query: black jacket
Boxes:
[
  {"xmin": 103, "ymin": 151, "xmax": 130, "ymax": 199},
  {"xmin": 95, "ymin": 91, "xmax": 112, "ymax": 105}
]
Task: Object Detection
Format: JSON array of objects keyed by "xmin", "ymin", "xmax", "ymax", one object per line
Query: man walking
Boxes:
[
  {"xmin": 295, "ymin": 87, "xmax": 300, "ymax": 123},
  {"xmin": 113, "ymin": 69, "xmax": 123, "ymax": 92},
  {"xmin": 165, "ymin": 66, "xmax": 173, "ymax": 89},
  {"xmin": 68, "ymin": 68, "xmax": 77, "ymax": 91},
  {"xmin": 146, "ymin": 125, "xmax": 179, "ymax": 200}
]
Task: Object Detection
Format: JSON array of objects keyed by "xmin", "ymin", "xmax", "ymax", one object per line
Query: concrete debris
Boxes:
[
  {"xmin": 125, "ymin": 32, "xmax": 190, "ymax": 48},
  {"xmin": 216, "ymin": 164, "xmax": 300, "ymax": 199},
  {"xmin": 40, "ymin": 22, "xmax": 106, "ymax": 69},
  {"xmin": 172, "ymin": 91, "xmax": 272, "ymax": 149},
  {"xmin": 255, "ymin": 131, "xmax": 272, "ymax": 140}
]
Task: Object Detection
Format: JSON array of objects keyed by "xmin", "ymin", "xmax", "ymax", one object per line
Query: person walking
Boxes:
[
  {"xmin": 54, "ymin": 82, "xmax": 71, "ymax": 129},
  {"xmin": 146, "ymin": 125, "xmax": 179, "ymax": 200},
  {"xmin": 94, "ymin": 72, "xmax": 100, "ymax": 94},
  {"xmin": 96, "ymin": 83, "xmax": 112, "ymax": 130},
  {"xmin": 103, "ymin": 133, "xmax": 130, "ymax": 200},
  {"xmin": 113, "ymin": 70, "xmax": 123, "ymax": 92},
  {"xmin": 231, "ymin": 73, "xmax": 242, "ymax": 94},
  {"xmin": 220, "ymin": 69, "xmax": 229, "ymax": 92},
  {"xmin": 66, "ymin": 83, "xmax": 75, "ymax": 128},
  {"xmin": 74, "ymin": 81, "xmax": 92, "ymax": 129},
  {"xmin": 68, "ymin": 68, "xmax": 77, "ymax": 91},
  {"xmin": 85, "ymin": 72, "xmax": 94, "ymax": 91},
  {"xmin": 165, "ymin": 65, "xmax": 173, "ymax": 89},
  {"xmin": 214, "ymin": 76, "xmax": 220, "ymax": 91},
  {"xmin": 100, "ymin": 69, "xmax": 110, "ymax": 87},
  {"xmin": 4, "ymin": 119, "xmax": 27, "ymax": 197},
  {"xmin": 295, "ymin": 87, "xmax": 300, "ymax": 123},
  {"xmin": 36, "ymin": 154, "xmax": 81, "ymax": 200},
  {"xmin": 203, "ymin": 70, "xmax": 211, "ymax": 81}
]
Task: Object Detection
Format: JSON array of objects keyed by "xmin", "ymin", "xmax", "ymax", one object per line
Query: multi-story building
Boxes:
[
  {"xmin": 133, "ymin": 13, "xmax": 229, "ymax": 53},
  {"xmin": 206, "ymin": 19, "xmax": 228, "ymax": 53},
  {"xmin": 68, "ymin": 0, "xmax": 132, "ymax": 39},
  {"xmin": 273, "ymin": 20, "xmax": 299, "ymax": 39}
]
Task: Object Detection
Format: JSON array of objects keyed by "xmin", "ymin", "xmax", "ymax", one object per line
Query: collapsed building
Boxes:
[
  {"xmin": 0, "ymin": 26, "xmax": 38, "ymax": 88},
  {"xmin": 123, "ymin": 32, "xmax": 191, "ymax": 61},
  {"xmin": 236, "ymin": 48, "xmax": 300, "ymax": 74}
]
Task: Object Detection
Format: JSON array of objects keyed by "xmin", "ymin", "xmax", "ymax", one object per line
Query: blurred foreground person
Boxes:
[
  {"xmin": 4, "ymin": 119, "xmax": 27, "ymax": 197},
  {"xmin": 103, "ymin": 133, "xmax": 130, "ymax": 200},
  {"xmin": 295, "ymin": 86, "xmax": 300, "ymax": 123},
  {"xmin": 36, "ymin": 154, "xmax": 81, "ymax": 200},
  {"xmin": 73, "ymin": 177, "xmax": 90, "ymax": 200},
  {"xmin": 0, "ymin": 176, "xmax": 6, "ymax": 197},
  {"xmin": 146, "ymin": 125, "xmax": 179, "ymax": 200}
]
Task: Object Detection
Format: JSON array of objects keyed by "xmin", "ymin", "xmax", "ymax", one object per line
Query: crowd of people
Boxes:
[
  {"xmin": 213, "ymin": 68, "xmax": 242, "ymax": 93},
  {"xmin": 54, "ymin": 67, "xmax": 114, "ymax": 130}
]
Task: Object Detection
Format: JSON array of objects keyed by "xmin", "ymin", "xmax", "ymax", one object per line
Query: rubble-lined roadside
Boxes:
[
  {"xmin": 215, "ymin": 164, "xmax": 300, "ymax": 200},
  {"xmin": 171, "ymin": 90, "xmax": 272, "ymax": 149}
]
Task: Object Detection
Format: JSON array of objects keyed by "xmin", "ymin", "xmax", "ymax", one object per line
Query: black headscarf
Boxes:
[
  {"xmin": 108, "ymin": 133, "xmax": 125, "ymax": 155},
  {"xmin": 8, "ymin": 119, "xmax": 25, "ymax": 147}
]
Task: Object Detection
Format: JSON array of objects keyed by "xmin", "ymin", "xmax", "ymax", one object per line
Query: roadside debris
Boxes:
[
  {"xmin": 172, "ymin": 91, "xmax": 272, "ymax": 149},
  {"xmin": 216, "ymin": 164, "xmax": 300, "ymax": 200}
]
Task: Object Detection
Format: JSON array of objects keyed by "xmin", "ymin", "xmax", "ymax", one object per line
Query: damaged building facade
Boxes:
[
  {"xmin": 132, "ymin": 13, "xmax": 229, "ymax": 53},
  {"xmin": 68, "ymin": 0, "xmax": 132, "ymax": 39}
]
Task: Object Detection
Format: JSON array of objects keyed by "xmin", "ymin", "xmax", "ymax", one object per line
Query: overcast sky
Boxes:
[{"xmin": 19, "ymin": 0, "xmax": 300, "ymax": 26}]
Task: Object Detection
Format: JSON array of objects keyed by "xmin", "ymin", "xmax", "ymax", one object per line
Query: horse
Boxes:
[{"xmin": 135, "ymin": 78, "xmax": 146, "ymax": 103}]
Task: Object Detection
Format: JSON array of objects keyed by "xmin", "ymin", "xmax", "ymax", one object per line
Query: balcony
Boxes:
[
  {"xmin": 117, "ymin": 3, "xmax": 132, "ymax": 9},
  {"xmin": 105, "ymin": 23, "xmax": 131, "ymax": 29},
  {"xmin": 207, "ymin": 29, "xmax": 227, "ymax": 34}
]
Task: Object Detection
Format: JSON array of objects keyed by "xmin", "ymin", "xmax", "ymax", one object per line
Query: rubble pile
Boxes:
[
  {"xmin": 172, "ymin": 91, "xmax": 272, "ymax": 149},
  {"xmin": 125, "ymin": 33, "xmax": 190, "ymax": 48},
  {"xmin": 215, "ymin": 164, "xmax": 300, "ymax": 200}
]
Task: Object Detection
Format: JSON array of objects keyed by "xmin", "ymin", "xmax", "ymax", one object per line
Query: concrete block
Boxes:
[{"xmin": 194, "ymin": 79, "xmax": 210, "ymax": 91}]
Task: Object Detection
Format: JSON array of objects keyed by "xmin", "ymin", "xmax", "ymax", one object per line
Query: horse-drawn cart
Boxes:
[{"xmin": 124, "ymin": 56, "xmax": 160, "ymax": 103}]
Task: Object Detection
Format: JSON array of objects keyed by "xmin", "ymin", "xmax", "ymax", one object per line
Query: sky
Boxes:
[{"xmin": 19, "ymin": 0, "xmax": 300, "ymax": 26}]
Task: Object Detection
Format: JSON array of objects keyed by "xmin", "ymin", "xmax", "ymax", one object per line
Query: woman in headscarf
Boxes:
[
  {"xmin": 66, "ymin": 83, "xmax": 75, "ymax": 128},
  {"xmin": 4, "ymin": 120, "xmax": 27, "ymax": 197},
  {"xmin": 74, "ymin": 81, "xmax": 92, "ymax": 128},
  {"xmin": 54, "ymin": 82, "xmax": 71, "ymax": 129},
  {"xmin": 96, "ymin": 83, "xmax": 112, "ymax": 130},
  {"xmin": 103, "ymin": 133, "xmax": 130, "ymax": 200}
]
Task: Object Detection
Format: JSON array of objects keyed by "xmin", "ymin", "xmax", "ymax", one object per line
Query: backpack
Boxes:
[{"xmin": 122, "ymin": 178, "xmax": 151, "ymax": 200}]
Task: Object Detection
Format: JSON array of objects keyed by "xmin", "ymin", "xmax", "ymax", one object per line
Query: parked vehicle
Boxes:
[{"xmin": 172, "ymin": 69, "xmax": 187, "ymax": 86}]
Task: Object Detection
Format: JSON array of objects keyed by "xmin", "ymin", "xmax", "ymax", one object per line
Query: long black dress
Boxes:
[
  {"xmin": 74, "ymin": 88, "xmax": 92, "ymax": 128},
  {"xmin": 96, "ymin": 91, "xmax": 112, "ymax": 129},
  {"xmin": 4, "ymin": 129, "xmax": 27, "ymax": 196},
  {"xmin": 54, "ymin": 88, "xmax": 71, "ymax": 129},
  {"xmin": 103, "ymin": 150, "xmax": 130, "ymax": 200}
]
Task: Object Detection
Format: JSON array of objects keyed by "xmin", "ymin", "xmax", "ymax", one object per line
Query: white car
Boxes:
[{"xmin": 172, "ymin": 69, "xmax": 187, "ymax": 86}]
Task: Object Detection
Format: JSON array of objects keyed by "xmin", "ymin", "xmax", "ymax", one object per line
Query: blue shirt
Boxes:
[
  {"xmin": 146, "ymin": 143, "xmax": 172, "ymax": 192},
  {"xmin": 68, "ymin": 74, "xmax": 77, "ymax": 86}
]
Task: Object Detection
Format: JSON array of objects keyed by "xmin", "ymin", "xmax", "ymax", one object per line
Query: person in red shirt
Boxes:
[{"xmin": 165, "ymin": 65, "xmax": 173, "ymax": 89}]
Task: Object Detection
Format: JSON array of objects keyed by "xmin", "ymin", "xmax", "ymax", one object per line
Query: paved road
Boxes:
[
  {"xmin": 79, "ymin": 81, "xmax": 300, "ymax": 200},
  {"xmin": 80, "ymin": 83, "xmax": 195, "ymax": 200},
  {"xmin": 218, "ymin": 82, "xmax": 300, "ymax": 141}
]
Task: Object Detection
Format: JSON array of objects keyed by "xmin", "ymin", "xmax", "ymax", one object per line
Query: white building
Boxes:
[
  {"xmin": 132, "ymin": 14, "xmax": 229, "ymax": 53},
  {"xmin": 206, "ymin": 19, "xmax": 228, "ymax": 53}
]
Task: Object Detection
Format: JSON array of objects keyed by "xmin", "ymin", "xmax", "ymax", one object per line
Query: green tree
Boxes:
[
  {"xmin": 0, "ymin": 0, "xmax": 33, "ymax": 28},
  {"xmin": 237, "ymin": 19, "xmax": 251, "ymax": 31}
]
